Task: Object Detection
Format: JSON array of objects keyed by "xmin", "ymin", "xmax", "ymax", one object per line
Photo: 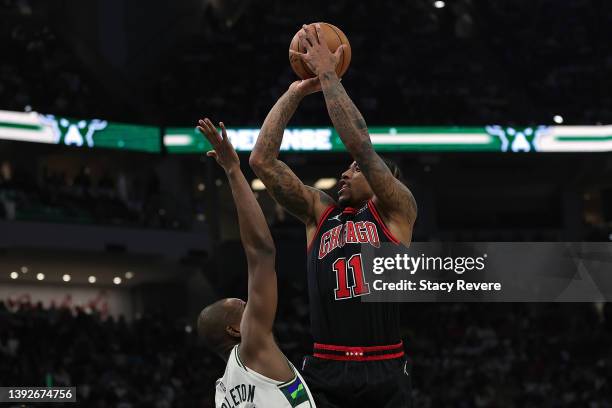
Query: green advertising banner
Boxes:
[
  {"xmin": 0, "ymin": 110, "xmax": 160, "ymax": 152},
  {"xmin": 2, "ymin": 109, "xmax": 611, "ymax": 153},
  {"xmin": 164, "ymin": 125, "xmax": 612, "ymax": 153}
]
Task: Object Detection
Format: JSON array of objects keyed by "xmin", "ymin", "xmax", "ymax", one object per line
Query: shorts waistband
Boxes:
[{"xmin": 313, "ymin": 341, "xmax": 404, "ymax": 362}]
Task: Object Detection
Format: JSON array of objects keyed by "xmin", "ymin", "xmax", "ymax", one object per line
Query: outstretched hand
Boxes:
[
  {"xmin": 197, "ymin": 118, "xmax": 239, "ymax": 172},
  {"xmin": 289, "ymin": 23, "xmax": 346, "ymax": 77}
]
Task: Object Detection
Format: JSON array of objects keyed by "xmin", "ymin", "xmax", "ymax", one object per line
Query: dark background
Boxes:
[{"xmin": 1, "ymin": 0, "xmax": 612, "ymax": 407}]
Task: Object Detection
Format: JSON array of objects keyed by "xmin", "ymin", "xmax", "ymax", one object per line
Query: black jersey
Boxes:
[{"xmin": 306, "ymin": 200, "xmax": 402, "ymax": 346}]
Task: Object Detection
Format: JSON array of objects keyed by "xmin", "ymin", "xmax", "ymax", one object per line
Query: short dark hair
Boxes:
[
  {"xmin": 380, "ymin": 156, "xmax": 403, "ymax": 181},
  {"xmin": 197, "ymin": 299, "xmax": 233, "ymax": 356}
]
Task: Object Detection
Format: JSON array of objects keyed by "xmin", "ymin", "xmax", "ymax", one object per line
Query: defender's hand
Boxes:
[
  {"xmin": 289, "ymin": 23, "xmax": 346, "ymax": 77},
  {"xmin": 197, "ymin": 118, "xmax": 239, "ymax": 172}
]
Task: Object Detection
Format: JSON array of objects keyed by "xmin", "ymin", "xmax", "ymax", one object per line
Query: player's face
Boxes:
[{"xmin": 338, "ymin": 161, "xmax": 374, "ymax": 207}]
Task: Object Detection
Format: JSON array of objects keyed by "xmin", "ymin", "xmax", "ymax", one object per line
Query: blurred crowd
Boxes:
[
  {"xmin": 1, "ymin": 299, "xmax": 611, "ymax": 407},
  {"xmin": 166, "ymin": 0, "xmax": 612, "ymax": 127},
  {"xmin": 0, "ymin": 159, "xmax": 187, "ymax": 229},
  {"xmin": 1, "ymin": 0, "xmax": 611, "ymax": 126},
  {"xmin": 0, "ymin": 0, "xmax": 105, "ymax": 118}
]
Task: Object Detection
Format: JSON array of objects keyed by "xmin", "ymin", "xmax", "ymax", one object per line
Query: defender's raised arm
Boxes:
[{"xmin": 198, "ymin": 118, "xmax": 278, "ymax": 351}]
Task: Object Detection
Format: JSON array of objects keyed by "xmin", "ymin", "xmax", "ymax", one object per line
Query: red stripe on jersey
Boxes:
[
  {"xmin": 307, "ymin": 205, "xmax": 337, "ymax": 253},
  {"xmin": 367, "ymin": 200, "xmax": 400, "ymax": 245}
]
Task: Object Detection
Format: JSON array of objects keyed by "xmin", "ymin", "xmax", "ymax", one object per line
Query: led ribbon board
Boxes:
[
  {"xmin": 164, "ymin": 125, "xmax": 612, "ymax": 153},
  {"xmin": 0, "ymin": 110, "xmax": 161, "ymax": 152},
  {"xmin": 2, "ymin": 110, "xmax": 610, "ymax": 153}
]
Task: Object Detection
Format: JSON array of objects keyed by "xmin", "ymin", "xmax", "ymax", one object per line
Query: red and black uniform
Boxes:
[{"xmin": 301, "ymin": 200, "xmax": 411, "ymax": 408}]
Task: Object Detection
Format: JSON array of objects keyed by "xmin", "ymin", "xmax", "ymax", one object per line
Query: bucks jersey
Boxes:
[
  {"xmin": 307, "ymin": 200, "xmax": 402, "ymax": 346},
  {"xmin": 215, "ymin": 345, "xmax": 316, "ymax": 408}
]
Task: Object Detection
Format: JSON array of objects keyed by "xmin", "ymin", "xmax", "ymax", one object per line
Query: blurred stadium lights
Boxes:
[
  {"xmin": 251, "ymin": 179, "xmax": 266, "ymax": 191},
  {"xmin": 197, "ymin": 183, "xmax": 206, "ymax": 192},
  {"xmin": 453, "ymin": 0, "xmax": 475, "ymax": 39},
  {"xmin": 197, "ymin": 213, "xmax": 206, "ymax": 222},
  {"xmin": 434, "ymin": 1, "xmax": 445, "ymax": 8},
  {"xmin": 554, "ymin": 115, "xmax": 564, "ymax": 124},
  {"xmin": 206, "ymin": 0, "xmax": 252, "ymax": 27},
  {"xmin": 62, "ymin": 274, "xmax": 71, "ymax": 282},
  {"xmin": 88, "ymin": 276, "xmax": 96, "ymax": 284},
  {"xmin": 10, "ymin": 272, "xmax": 19, "ymax": 280},
  {"xmin": 113, "ymin": 277, "xmax": 122, "ymax": 285},
  {"xmin": 185, "ymin": 325, "xmax": 193, "ymax": 333},
  {"xmin": 125, "ymin": 271, "xmax": 134, "ymax": 279},
  {"xmin": 314, "ymin": 178, "xmax": 338, "ymax": 190},
  {"xmin": 16, "ymin": 0, "xmax": 32, "ymax": 15},
  {"xmin": 36, "ymin": 273, "xmax": 45, "ymax": 281},
  {"xmin": 20, "ymin": 266, "xmax": 28, "ymax": 273}
]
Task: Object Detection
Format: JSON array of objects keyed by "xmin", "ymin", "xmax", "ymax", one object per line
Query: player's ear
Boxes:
[{"xmin": 226, "ymin": 325, "xmax": 241, "ymax": 339}]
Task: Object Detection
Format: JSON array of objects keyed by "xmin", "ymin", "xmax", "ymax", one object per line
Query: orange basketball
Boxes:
[{"xmin": 289, "ymin": 22, "xmax": 352, "ymax": 80}]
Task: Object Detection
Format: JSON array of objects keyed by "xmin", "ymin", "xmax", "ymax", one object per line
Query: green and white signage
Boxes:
[
  {"xmin": 0, "ymin": 110, "xmax": 161, "ymax": 152},
  {"xmin": 164, "ymin": 125, "xmax": 612, "ymax": 153},
  {"xmin": 2, "ymin": 109, "xmax": 611, "ymax": 153}
]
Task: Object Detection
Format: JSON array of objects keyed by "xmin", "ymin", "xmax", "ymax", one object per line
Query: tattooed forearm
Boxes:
[
  {"xmin": 250, "ymin": 89, "xmax": 334, "ymax": 224},
  {"xmin": 320, "ymin": 71, "xmax": 372, "ymax": 160},
  {"xmin": 320, "ymin": 70, "xmax": 377, "ymax": 161},
  {"xmin": 251, "ymin": 90, "xmax": 303, "ymax": 164}
]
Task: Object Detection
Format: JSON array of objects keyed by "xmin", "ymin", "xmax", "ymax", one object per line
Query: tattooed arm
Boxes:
[
  {"xmin": 320, "ymin": 71, "xmax": 417, "ymax": 222},
  {"xmin": 249, "ymin": 81, "xmax": 336, "ymax": 228},
  {"xmin": 291, "ymin": 24, "xmax": 417, "ymax": 242}
]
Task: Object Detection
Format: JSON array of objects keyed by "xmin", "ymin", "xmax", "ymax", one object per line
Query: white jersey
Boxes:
[{"xmin": 215, "ymin": 345, "xmax": 316, "ymax": 408}]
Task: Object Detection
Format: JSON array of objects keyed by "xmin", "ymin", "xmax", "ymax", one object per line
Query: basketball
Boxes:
[{"xmin": 289, "ymin": 22, "xmax": 352, "ymax": 79}]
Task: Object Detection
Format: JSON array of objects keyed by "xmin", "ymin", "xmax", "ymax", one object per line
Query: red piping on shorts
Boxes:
[
  {"xmin": 313, "ymin": 351, "xmax": 405, "ymax": 362},
  {"xmin": 313, "ymin": 341, "xmax": 405, "ymax": 361}
]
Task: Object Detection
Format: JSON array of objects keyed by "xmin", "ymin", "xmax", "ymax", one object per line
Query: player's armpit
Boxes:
[
  {"xmin": 239, "ymin": 332, "xmax": 294, "ymax": 382},
  {"xmin": 249, "ymin": 158, "xmax": 335, "ymax": 225}
]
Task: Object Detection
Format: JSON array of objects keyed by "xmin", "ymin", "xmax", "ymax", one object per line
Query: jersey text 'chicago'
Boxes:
[{"xmin": 307, "ymin": 200, "xmax": 401, "ymax": 346}]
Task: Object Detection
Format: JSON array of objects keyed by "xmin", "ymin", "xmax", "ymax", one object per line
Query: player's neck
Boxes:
[{"xmin": 341, "ymin": 199, "xmax": 368, "ymax": 210}]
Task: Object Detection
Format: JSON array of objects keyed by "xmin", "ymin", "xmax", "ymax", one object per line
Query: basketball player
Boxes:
[
  {"xmin": 196, "ymin": 118, "xmax": 316, "ymax": 408},
  {"xmin": 249, "ymin": 24, "xmax": 417, "ymax": 408}
]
